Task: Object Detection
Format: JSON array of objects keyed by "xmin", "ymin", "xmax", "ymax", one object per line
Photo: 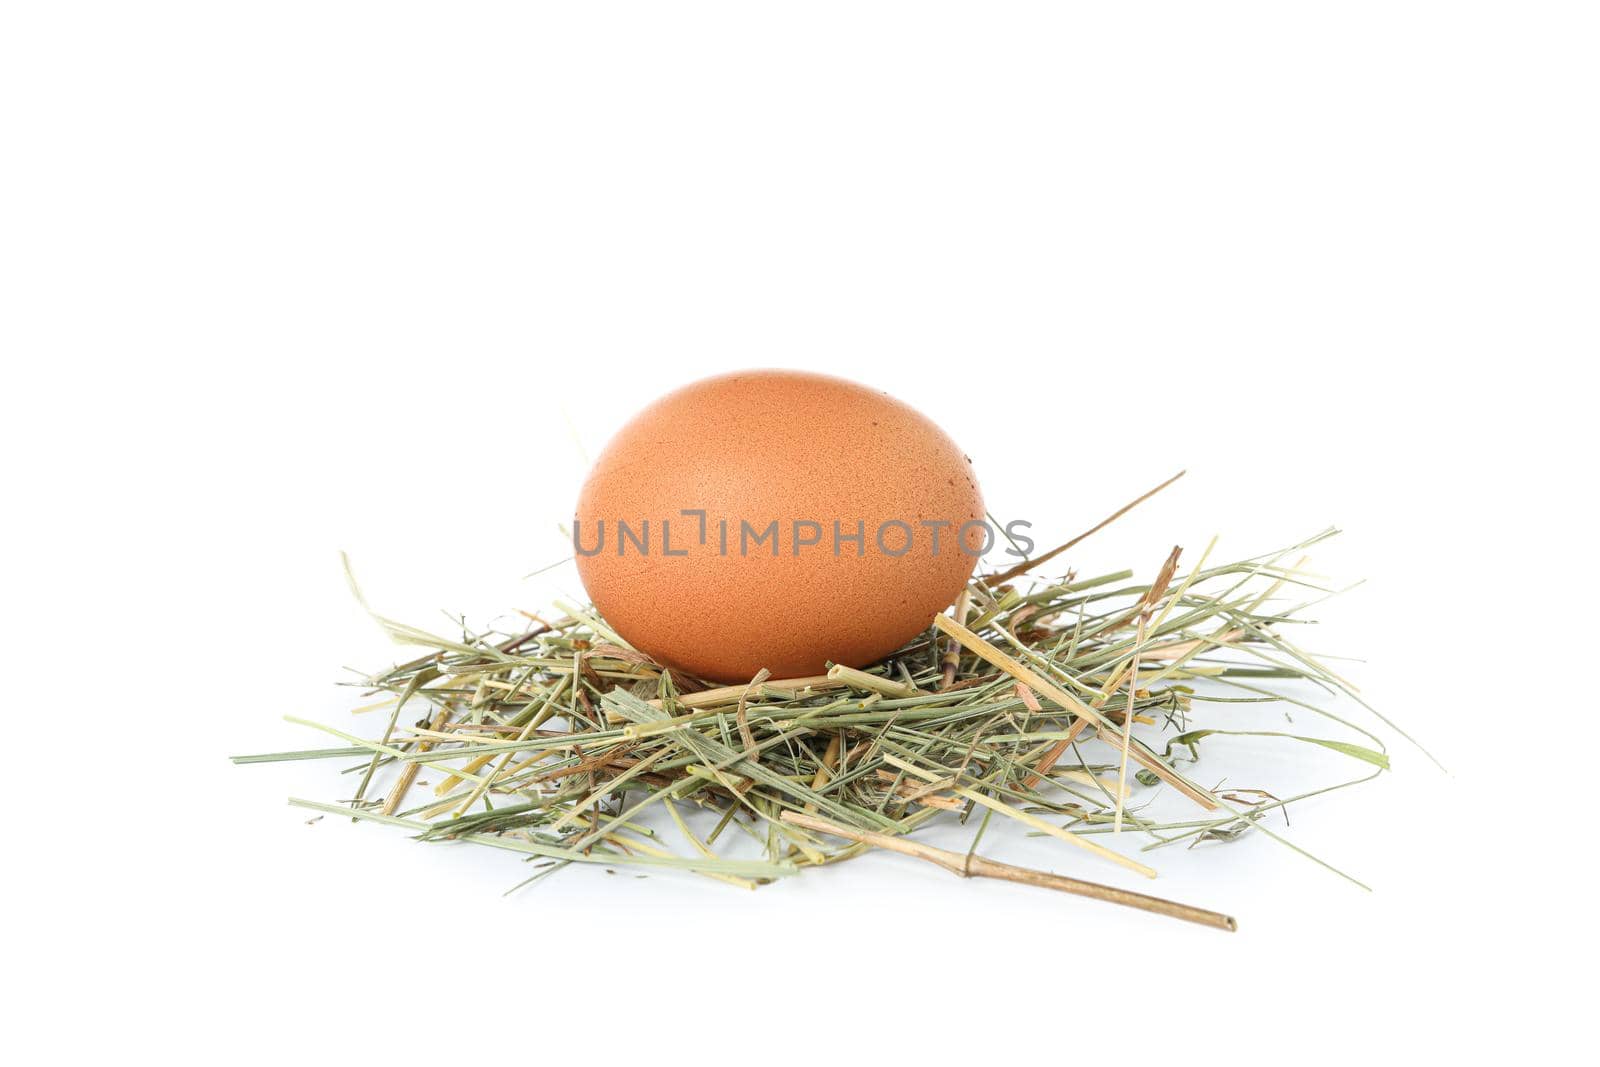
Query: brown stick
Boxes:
[
  {"xmin": 932, "ymin": 613, "xmax": 1218, "ymax": 810},
  {"xmin": 984, "ymin": 470, "xmax": 1185, "ymax": 586},
  {"xmin": 1021, "ymin": 716, "xmax": 1093, "ymax": 791},
  {"xmin": 381, "ymin": 706, "xmax": 449, "ymax": 815},
  {"xmin": 523, "ymin": 742, "xmax": 640, "ymax": 784},
  {"xmin": 939, "ymin": 587, "xmax": 972, "ymax": 690},
  {"xmin": 780, "ymin": 812, "xmax": 1235, "ymax": 932}
]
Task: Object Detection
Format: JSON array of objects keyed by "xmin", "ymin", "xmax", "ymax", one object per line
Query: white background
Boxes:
[{"xmin": 3, "ymin": 2, "xmax": 1594, "ymax": 1062}]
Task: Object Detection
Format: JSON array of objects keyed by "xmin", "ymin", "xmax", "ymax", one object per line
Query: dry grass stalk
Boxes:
[
  {"xmin": 984, "ymin": 469, "xmax": 1186, "ymax": 585},
  {"xmin": 781, "ymin": 812, "xmax": 1235, "ymax": 932}
]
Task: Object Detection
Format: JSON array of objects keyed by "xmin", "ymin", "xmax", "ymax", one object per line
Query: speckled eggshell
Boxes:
[{"xmin": 574, "ymin": 370, "xmax": 984, "ymax": 683}]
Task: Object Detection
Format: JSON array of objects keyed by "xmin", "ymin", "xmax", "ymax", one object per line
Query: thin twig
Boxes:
[
  {"xmin": 781, "ymin": 811, "xmax": 1235, "ymax": 932},
  {"xmin": 984, "ymin": 470, "xmax": 1185, "ymax": 585}
]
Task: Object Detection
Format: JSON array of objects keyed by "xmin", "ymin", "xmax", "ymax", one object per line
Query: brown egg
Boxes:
[{"xmin": 574, "ymin": 370, "xmax": 985, "ymax": 683}]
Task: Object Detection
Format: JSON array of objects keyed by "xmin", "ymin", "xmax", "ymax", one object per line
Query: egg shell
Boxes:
[{"xmin": 574, "ymin": 370, "xmax": 984, "ymax": 683}]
